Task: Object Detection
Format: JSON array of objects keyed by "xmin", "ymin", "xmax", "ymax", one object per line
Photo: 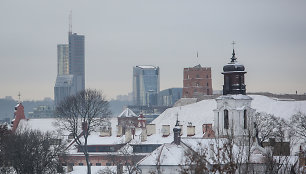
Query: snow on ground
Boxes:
[
  {"xmin": 250, "ymin": 95, "xmax": 306, "ymax": 120},
  {"xmin": 67, "ymin": 166, "xmax": 116, "ymax": 174}
]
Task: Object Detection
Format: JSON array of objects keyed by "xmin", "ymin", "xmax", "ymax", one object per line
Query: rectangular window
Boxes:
[
  {"xmin": 96, "ymin": 163, "xmax": 101, "ymax": 166},
  {"xmin": 244, "ymin": 110, "xmax": 247, "ymax": 129},
  {"xmin": 78, "ymin": 163, "xmax": 83, "ymax": 166},
  {"xmin": 106, "ymin": 163, "xmax": 111, "ymax": 166},
  {"xmin": 224, "ymin": 110, "xmax": 229, "ymax": 129}
]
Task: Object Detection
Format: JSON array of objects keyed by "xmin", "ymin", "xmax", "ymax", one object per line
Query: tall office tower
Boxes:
[
  {"xmin": 183, "ymin": 64, "xmax": 213, "ymax": 98},
  {"xmin": 54, "ymin": 31, "xmax": 85, "ymax": 106},
  {"xmin": 133, "ymin": 65, "xmax": 160, "ymax": 106},
  {"xmin": 54, "ymin": 75, "xmax": 77, "ymax": 106},
  {"xmin": 57, "ymin": 44, "xmax": 69, "ymax": 75},
  {"xmin": 69, "ymin": 32, "xmax": 85, "ymax": 92}
]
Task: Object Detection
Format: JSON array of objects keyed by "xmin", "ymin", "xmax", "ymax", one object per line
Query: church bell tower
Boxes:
[
  {"xmin": 222, "ymin": 49, "xmax": 246, "ymax": 95},
  {"xmin": 213, "ymin": 46, "xmax": 255, "ymax": 141}
]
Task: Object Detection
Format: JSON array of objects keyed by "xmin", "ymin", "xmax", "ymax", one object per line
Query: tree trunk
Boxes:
[{"xmin": 85, "ymin": 153, "xmax": 91, "ymax": 174}]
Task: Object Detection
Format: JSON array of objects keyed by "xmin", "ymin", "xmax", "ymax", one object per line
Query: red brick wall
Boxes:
[
  {"xmin": 64, "ymin": 154, "xmax": 145, "ymax": 166},
  {"xmin": 183, "ymin": 67, "xmax": 213, "ymax": 98},
  {"xmin": 12, "ymin": 103, "xmax": 26, "ymax": 132}
]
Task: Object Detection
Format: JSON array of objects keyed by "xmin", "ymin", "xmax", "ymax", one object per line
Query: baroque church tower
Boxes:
[{"xmin": 213, "ymin": 48, "xmax": 255, "ymax": 141}]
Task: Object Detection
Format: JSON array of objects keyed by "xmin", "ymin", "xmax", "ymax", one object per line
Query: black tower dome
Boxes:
[{"xmin": 222, "ymin": 49, "xmax": 246, "ymax": 95}]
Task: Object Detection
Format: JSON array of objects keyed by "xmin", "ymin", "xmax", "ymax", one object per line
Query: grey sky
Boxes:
[{"xmin": 1, "ymin": 0, "xmax": 306, "ymax": 100}]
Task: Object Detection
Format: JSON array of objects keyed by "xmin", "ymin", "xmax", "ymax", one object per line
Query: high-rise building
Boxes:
[
  {"xmin": 57, "ymin": 44, "xmax": 69, "ymax": 75},
  {"xmin": 158, "ymin": 88, "xmax": 182, "ymax": 107},
  {"xmin": 54, "ymin": 75, "xmax": 76, "ymax": 106},
  {"xmin": 54, "ymin": 31, "xmax": 85, "ymax": 106},
  {"xmin": 69, "ymin": 32, "xmax": 85, "ymax": 92},
  {"xmin": 133, "ymin": 65, "xmax": 160, "ymax": 106},
  {"xmin": 183, "ymin": 64, "xmax": 213, "ymax": 98}
]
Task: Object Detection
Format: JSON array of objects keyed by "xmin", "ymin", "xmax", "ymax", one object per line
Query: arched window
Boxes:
[
  {"xmin": 224, "ymin": 109, "xmax": 229, "ymax": 129},
  {"xmin": 244, "ymin": 110, "xmax": 247, "ymax": 129}
]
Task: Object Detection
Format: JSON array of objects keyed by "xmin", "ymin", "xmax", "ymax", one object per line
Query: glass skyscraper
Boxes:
[
  {"xmin": 133, "ymin": 65, "xmax": 160, "ymax": 106},
  {"xmin": 69, "ymin": 32, "xmax": 85, "ymax": 92},
  {"xmin": 54, "ymin": 32, "xmax": 85, "ymax": 106},
  {"xmin": 57, "ymin": 44, "xmax": 69, "ymax": 75}
]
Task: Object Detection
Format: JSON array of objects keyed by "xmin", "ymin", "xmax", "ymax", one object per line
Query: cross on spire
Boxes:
[
  {"xmin": 232, "ymin": 41, "xmax": 236, "ymax": 49},
  {"xmin": 231, "ymin": 41, "xmax": 237, "ymax": 62},
  {"xmin": 18, "ymin": 92, "xmax": 21, "ymax": 103}
]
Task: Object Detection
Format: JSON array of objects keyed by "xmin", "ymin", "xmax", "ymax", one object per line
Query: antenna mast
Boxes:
[{"xmin": 69, "ymin": 11, "xmax": 72, "ymax": 34}]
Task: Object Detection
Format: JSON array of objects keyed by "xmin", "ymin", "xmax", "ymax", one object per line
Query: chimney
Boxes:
[
  {"xmin": 146, "ymin": 124, "xmax": 156, "ymax": 136},
  {"xmin": 125, "ymin": 128, "xmax": 132, "ymax": 143},
  {"xmin": 173, "ymin": 120, "xmax": 181, "ymax": 145},
  {"xmin": 141, "ymin": 128, "xmax": 147, "ymax": 142},
  {"xmin": 117, "ymin": 125, "xmax": 122, "ymax": 137},
  {"xmin": 187, "ymin": 125, "xmax": 195, "ymax": 136},
  {"xmin": 162, "ymin": 125, "xmax": 170, "ymax": 137}
]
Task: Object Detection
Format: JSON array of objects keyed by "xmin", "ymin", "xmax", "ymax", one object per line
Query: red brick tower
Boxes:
[
  {"xmin": 11, "ymin": 103, "xmax": 26, "ymax": 132},
  {"xmin": 183, "ymin": 64, "xmax": 213, "ymax": 98}
]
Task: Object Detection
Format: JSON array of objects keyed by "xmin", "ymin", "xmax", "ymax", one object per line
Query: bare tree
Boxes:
[
  {"xmin": 181, "ymin": 128, "xmax": 255, "ymax": 174},
  {"xmin": 290, "ymin": 111, "xmax": 306, "ymax": 139},
  {"xmin": 56, "ymin": 89, "xmax": 111, "ymax": 174},
  {"xmin": 1, "ymin": 128, "xmax": 66, "ymax": 174},
  {"xmin": 263, "ymin": 118, "xmax": 298, "ymax": 174},
  {"xmin": 180, "ymin": 142, "xmax": 210, "ymax": 174},
  {"xmin": 118, "ymin": 144, "xmax": 142, "ymax": 174},
  {"xmin": 104, "ymin": 144, "xmax": 143, "ymax": 174},
  {"xmin": 255, "ymin": 112, "xmax": 283, "ymax": 146}
]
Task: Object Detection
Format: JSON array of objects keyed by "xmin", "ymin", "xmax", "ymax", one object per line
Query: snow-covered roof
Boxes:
[
  {"xmin": 173, "ymin": 98, "xmax": 197, "ymax": 107},
  {"xmin": 137, "ymin": 143, "xmax": 187, "ymax": 166},
  {"xmin": 16, "ymin": 95, "xmax": 306, "ymax": 153},
  {"xmin": 118, "ymin": 108, "xmax": 137, "ymax": 117},
  {"xmin": 152, "ymin": 98, "xmax": 215, "ymax": 138},
  {"xmin": 133, "ymin": 94, "xmax": 306, "ymax": 145},
  {"xmin": 216, "ymin": 94, "xmax": 252, "ymax": 100},
  {"xmin": 17, "ymin": 118, "xmax": 65, "ymax": 134}
]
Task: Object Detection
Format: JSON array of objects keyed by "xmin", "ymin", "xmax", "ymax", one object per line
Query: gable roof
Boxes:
[{"xmin": 118, "ymin": 108, "xmax": 137, "ymax": 117}]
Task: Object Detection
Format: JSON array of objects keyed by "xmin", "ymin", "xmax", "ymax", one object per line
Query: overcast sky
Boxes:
[{"xmin": 1, "ymin": 0, "xmax": 306, "ymax": 100}]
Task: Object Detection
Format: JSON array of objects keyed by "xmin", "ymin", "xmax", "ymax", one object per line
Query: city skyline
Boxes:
[{"xmin": 1, "ymin": 1, "xmax": 306, "ymax": 100}]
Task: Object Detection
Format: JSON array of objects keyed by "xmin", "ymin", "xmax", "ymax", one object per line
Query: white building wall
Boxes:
[{"xmin": 213, "ymin": 95, "xmax": 255, "ymax": 139}]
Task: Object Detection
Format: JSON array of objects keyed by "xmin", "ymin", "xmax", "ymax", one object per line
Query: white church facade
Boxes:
[{"xmin": 213, "ymin": 49, "xmax": 256, "ymax": 141}]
